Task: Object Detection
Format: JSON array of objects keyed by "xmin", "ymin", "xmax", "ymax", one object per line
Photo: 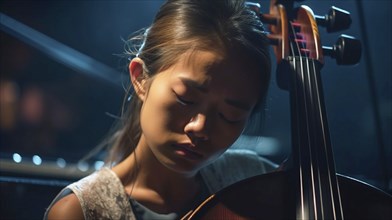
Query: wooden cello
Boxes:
[{"xmin": 184, "ymin": 0, "xmax": 392, "ymax": 219}]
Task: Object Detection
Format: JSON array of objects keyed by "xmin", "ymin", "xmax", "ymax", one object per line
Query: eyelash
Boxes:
[
  {"xmin": 219, "ymin": 113, "xmax": 241, "ymax": 124},
  {"xmin": 174, "ymin": 91, "xmax": 241, "ymax": 124},
  {"xmin": 175, "ymin": 94, "xmax": 194, "ymax": 106}
]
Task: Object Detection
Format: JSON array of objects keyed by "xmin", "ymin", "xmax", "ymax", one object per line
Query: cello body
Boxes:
[{"xmin": 185, "ymin": 171, "xmax": 392, "ymax": 219}]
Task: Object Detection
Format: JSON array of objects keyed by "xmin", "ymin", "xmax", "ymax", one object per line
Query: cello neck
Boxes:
[
  {"xmin": 277, "ymin": 6, "xmax": 344, "ymax": 219},
  {"xmin": 284, "ymin": 55, "xmax": 343, "ymax": 219}
]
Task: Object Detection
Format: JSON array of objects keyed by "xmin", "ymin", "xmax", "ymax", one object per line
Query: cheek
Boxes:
[
  {"xmin": 139, "ymin": 90, "xmax": 168, "ymax": 142},
  {"xmin": 139, "ymin": 87, "xmax": 187, "ymax": 140},
  {"xmin": 203, "ymin": 124, "xmax": 244, "ymax": 165},
  {"xmin": 210, "ymin": 121, "xmax": 246, "ymax": 152}
]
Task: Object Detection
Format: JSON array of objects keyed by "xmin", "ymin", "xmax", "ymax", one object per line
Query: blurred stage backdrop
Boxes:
[{"xmin": 0, "ymin": 0, "xmax": 391, "ymax": 219}]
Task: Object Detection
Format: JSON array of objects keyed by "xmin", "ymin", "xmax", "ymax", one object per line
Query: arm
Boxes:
[{"xmin": 46, "ymin": 193, "xmax": 84, "ymax": 220}]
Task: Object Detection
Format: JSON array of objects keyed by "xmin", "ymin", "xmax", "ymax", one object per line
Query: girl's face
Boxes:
[{"xmin": 134, "ymin": 50, "xmax": 263, "ymax": 176}]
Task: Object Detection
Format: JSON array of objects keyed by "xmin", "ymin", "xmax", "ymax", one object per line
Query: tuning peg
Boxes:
[
  {"xmin": 315, "ymin": 6, "xmax": 352, "ymax": 33},
  {"xmin": 323, "ymin": 35, "xmax": 362, "ymax": 65}
]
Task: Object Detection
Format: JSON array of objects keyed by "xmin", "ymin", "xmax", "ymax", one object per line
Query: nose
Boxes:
[{"xmin": 184, "ymin": 113, "xmax": 210, "ymax": 141}]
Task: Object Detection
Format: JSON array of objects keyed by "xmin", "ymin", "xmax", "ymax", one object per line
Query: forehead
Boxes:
[{"xmin": 169, "ymin": 50, "xmax": 263, "ymax": 100}]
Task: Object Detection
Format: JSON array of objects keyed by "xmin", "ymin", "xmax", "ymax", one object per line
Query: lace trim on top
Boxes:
[
  {"xmin": 68, "ymin": 167, "xmax": 136, "ymax": 220},
  {"xmin": 45, "ymin": 149, "xmax": 277, "ymax": 220}
]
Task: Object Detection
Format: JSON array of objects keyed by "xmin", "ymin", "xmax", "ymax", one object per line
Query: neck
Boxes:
[{"xmin": 112, "ymin": 135, "xmax": 201, "ymax": 213}]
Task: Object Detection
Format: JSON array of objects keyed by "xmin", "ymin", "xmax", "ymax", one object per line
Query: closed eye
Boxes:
[
  {"xmin": 175, "ymin": 94, "xmax": 194, "ymax": 106},
  {"xmin": 218, "ymin": 113, "xmax": 243, "ymax": 124}
]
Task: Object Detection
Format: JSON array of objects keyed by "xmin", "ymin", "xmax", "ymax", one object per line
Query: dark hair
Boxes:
[{"xmin": 105, "ymin": 0, "xmax": 271, "ymax": 165}]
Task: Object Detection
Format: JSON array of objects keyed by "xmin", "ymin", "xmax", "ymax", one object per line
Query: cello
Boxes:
[{"xmin": 184, "ymin": 0, "xmax": 392, "ymax": 219}]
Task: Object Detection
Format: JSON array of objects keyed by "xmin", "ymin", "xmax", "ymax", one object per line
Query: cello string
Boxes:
[
  {"xmin": 287, "ymin": 22, "xmax": 306, "ymax": 219},
  {"xmin": 308, "ymin": 59, "xmax": 325, "ymax": 219},
  {"xmin": 310, "ymin": 57, "xmax": 343, "ymax": 219},
  {"xmin": 293, "ymin": 22, "xmax": 312, "ymax": 220},
  {"xmin": 289, "ymin": 20, "xmax": 319, "ymax": 220},
  {"xmin": 310, "ymin": 58, "xmax": 329, "ymax": 218},
  {"xmin": 299, "ymin": 37, "xmax": 326, "ymax": 218},
  {"xmin": 304, "ymin": 42, "xmax": 323, "ymax": 220},
  {"xmin": 301, "ymin": 31, "xmax": 320, "ymax": 220},
  {"xmin": 310, "ymin": 58, "xmax": 328, "ymax": 219}
]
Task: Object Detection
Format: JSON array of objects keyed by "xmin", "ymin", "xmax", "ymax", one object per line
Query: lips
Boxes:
[{"xmin": 172, "ymin": 143, "xmax": 203, "ymax": 160}]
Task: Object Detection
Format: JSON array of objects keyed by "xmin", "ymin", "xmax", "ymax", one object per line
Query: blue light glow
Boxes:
[
  {"xmin": 13, "ymin": 153, "xmax": 22, "ymax": 163},
  {"xmin": 77, "ymin": 161, "xmax": 89, "ymax": 172},
  {"xmin": 94, "ymin": 161, "xmax": 104, "ymax": 170},
  {"xmin": 32, "ymin": 155, "xmax": 42, "ymax": 165},
  {"xmin": 56, "ymin": 158, "xmax": 66, "ymax": 168}
]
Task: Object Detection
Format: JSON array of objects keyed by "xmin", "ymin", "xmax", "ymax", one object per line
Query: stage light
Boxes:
[
  {"xmin": 77, "ymin": 161, "xmax": 89, "ymax": 172},
  {"xmin": 32, "ymin": 155, "xmax": 42, "ymax": 165},
  {"xmin": 56, "ymin": 158, "xmax": 66, "ymax": 168},
  {"xmin": 12, "ymin": 153, "xmax": 22, "ymax": 163},
  {"xmin": 94, "ymin": 161, "xmax": 104, "ymax": 170}
]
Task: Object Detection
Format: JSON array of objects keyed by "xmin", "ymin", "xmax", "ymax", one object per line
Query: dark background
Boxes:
[{"xmin": 0, "ymin": 0, "xmax": 391, "ymax": 219}]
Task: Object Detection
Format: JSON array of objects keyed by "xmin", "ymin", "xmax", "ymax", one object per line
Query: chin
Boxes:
[{"xmin": 165, "ymin": 160, "xmax": 204, "ymax": 177}]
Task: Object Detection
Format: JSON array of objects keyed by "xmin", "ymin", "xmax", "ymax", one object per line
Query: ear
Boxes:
[{"xmin": 129, "ymin": 58, "xmax": 147, "ymax": 101}]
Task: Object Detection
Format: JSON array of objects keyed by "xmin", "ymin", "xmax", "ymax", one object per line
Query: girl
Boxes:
[{"xmin": 45, "ymin": 0, "xmax": 276, "ymax": 219}]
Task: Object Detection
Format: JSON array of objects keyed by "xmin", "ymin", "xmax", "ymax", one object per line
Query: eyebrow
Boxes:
[
  {"xmin": 179, "ymin": 77, "xmax": 252, "ymax": 111},
  {"xmin": 179, "ymin": 77, "xmax": 209, "ymax": 93}
]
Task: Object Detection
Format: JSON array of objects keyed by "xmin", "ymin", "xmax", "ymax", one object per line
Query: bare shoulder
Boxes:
[{"xmin": 47, "ymin": 193, "xmax": 84, "ymax": 220}]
